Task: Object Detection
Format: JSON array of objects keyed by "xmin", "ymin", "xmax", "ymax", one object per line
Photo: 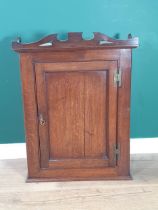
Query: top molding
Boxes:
[{"xmin": 12, "ymin": 32, "xmax": 139, "ymax": 52}]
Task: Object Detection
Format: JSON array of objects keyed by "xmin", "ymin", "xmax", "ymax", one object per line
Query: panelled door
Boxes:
[{"xmin": 35, "ymin": 61, "xmax": 118, "ymax": 170}]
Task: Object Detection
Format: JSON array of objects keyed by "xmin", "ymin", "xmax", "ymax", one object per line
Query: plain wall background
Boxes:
[{"xmin": 0, "ymin": 0, "xmax": 158, "ymax": 143}]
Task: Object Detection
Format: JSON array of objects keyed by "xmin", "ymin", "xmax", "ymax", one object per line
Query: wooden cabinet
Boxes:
[{"xmin": 12, "ymin": 32, "xmax": 139, "ymax": 181}]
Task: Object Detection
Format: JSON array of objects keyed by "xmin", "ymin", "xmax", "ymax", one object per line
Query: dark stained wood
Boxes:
[{"xmin": 12, "ymin": 32, "xmax": 139, "ymax": 181}]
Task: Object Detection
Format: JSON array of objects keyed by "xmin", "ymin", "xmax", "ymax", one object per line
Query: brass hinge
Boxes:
[
  {"xmin": 114, "ymin": 143, "xmax": 120, "ymax": 161},
  {"xmin": 114, "ymin": 69, "xmax": 122, "ymax": 87}
]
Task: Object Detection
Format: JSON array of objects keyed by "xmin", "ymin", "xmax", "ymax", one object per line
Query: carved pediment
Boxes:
[{"xmin": 12, "ymin": 32, "xmax": 139, "ymax": 52}]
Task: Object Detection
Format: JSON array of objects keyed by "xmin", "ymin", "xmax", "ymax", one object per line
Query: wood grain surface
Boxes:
[{"xmin": 12, "ymin": 33, "xmax": 139, "ymax": 181}]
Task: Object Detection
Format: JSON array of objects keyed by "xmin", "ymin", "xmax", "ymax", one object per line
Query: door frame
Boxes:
[{"xmin": 35, "ymin": 61, "xmax": 118, "ymax": 170}]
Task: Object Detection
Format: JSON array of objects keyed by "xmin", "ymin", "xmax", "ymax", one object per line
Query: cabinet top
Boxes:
[{"xmin": 12, "ymin": 32, "xmax": 139, "ymax": 53}]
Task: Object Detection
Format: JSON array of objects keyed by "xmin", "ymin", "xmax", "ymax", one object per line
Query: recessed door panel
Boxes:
[
  {"xmin": 46, "ymin": 72, "xmax": 85, "ymax": 159},
  {"xmin": 84, "ymin": 71, "xmax": 107, "ymax": 158}
]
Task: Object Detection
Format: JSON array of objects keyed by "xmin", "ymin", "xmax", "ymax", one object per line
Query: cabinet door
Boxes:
[{"xmin": 35, "ymin": 61, "xmax": 118, "ymax": 170}]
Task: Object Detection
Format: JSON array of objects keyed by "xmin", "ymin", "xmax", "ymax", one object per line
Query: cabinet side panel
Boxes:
[
  {"xmin": 20, "ymin": 54, "xmax": 40, "ymax": 177},
  {"xmin": 117, "ymin": 49, "xmax": 132, "ymax": 176}
]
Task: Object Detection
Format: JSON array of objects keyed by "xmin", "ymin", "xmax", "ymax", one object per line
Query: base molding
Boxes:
[{"xmin": 26, "ymin": 175, "xmax": 132, "ymax": 182}]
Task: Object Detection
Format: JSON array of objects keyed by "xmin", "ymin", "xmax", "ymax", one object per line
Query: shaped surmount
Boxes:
[{"xmin": 12, "ymin": 32, "xmax": 139, "ymax": 52}]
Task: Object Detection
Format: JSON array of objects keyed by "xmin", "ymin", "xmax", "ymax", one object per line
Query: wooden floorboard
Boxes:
[{"xmin": 0, "ymin": 155, "xmax": 158, "ymax": 210}]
